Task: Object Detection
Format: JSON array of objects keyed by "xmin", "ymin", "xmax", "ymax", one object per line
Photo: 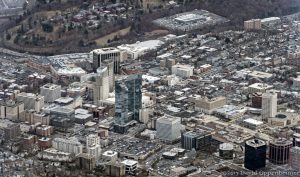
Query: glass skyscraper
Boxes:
[
  {"xmin": 244, "ymin": 139, "xmax": 267, "ymax": 171},
  {"xmin": 114, "ymin": 74, "xmax": 142, "ymax": 133}
]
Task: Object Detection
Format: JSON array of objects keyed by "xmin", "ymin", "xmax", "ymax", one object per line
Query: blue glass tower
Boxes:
[{"xmin": 114, "ymin": 74, "xmax": 142, "ymax": 133}]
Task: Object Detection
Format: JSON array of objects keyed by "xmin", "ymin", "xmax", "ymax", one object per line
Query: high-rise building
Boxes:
[
  {"xmin": 52, "ymin": 137, "xmax": 83, "ymax": 155},
  {"xmin": 93, "ymin": 67, "xmax": 110, "ymax": 105},
  {"xmin": 4, "ymin": 123, "xmax": 21, "ymax": 141},
  {"xmin": 289, "ymin": 146, "xmax": 300, "ymax": 171},
  {"xmin": 244, "ymin": 19, "xmax": 261, "ymax": 30},
  {"xmin": 244, "ymin": 139, "xmax": 267, "ymax": 171},
  {"xmin": 181, "ymin": 129, "xmax": 212, "ymax": 150},
  {"xmin": 17, "ymin": 92, "xmax": 44, "ymax": 112},
  {"xmin": 103, "ymin": 59, "xmax": 115, "ymax": 92},
  {"xmin": 77, "ymin": 153, "xmax": 96, "ymax": 171},
  {"xmin": 86, "ymin": 134, "xmax": 101, "ymax": 160},
  {"xmin": 114, "ymin": 75, "xmax": 142, "ymax": 134},
  {"xmin": 105, "ymin": 161, "xmax": 126, "ymax": 177},
  {"xmin": 156, "ymin": 114, "xmax": 181, "ymax": 143},
  {"xmin": 262, "ymin": 91, "xmax": 277, "ymax": 121},
  {"xmin": 0, "ymin": 100, "xmax": 24, "ymax": 121},
  {"xmin": 252, "ymin": 92, "xmax": 263, "ymax": 109},
  {"xmin": 269, "ymin": 138, "xmax": 293, "ymax": 165},
  {"xmin": 40, "ymin": 84, "xmax": 61, "ymax": 102},
  {"xmin": 92, "ymin": 48, "xmax": 122, "ymax": 74}
]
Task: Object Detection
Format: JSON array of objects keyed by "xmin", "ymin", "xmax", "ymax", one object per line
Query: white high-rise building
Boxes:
[
  {"xmin": 156, "ymin": 114, "xmax": 181, "ymax": 142},
  {"xmin": 262, "ymin": 91, "xmax": 277, "ymax": 121},
  {"xmin": 86, "ymin": 134, "xmax": 101, "ymax": 160},
  {"xmin": 93, "ymin": 67, "xmax": 110, "ymax": 106},
  {"xmin": 40, "ymin": 84, "xmax": 61, "ymax": 102},
  {"xmin": 17, "ymin": 92, "xmax": 44, "ymax": 112},
  {"xmin": 52, "ymin": 137, "xmax": 83, "ymax": 155}
]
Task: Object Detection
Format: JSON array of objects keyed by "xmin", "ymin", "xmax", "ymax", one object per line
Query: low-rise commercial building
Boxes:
[{"xmin": 189, "ymin": 95, "xmax": 226, "ymax": 114}]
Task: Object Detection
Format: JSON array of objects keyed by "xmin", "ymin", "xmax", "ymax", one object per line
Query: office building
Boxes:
[
  {"xmin": 86, "ymin": 134, "xmax": 101, "ymax": 160},
  {"xmin": 269, "ymin": 138, "xmax": 293, "ymax": 165},
  {"xmin": 252, "ymin": 92, "xmax": 263, "ymax": 109},
  {"xmin": 190, "ymin": 96, "xmax": 226, "ymax": 114},
  {"xmin": 121, "ymin": 159, "xmax": 138, "ymax": 176},
  {"xmin": 17, "ymin": 92, "xmax": 44, "ymax": 112},
  {"xmin": 74, "ymin": 108, "xmax": 93, "ymax": 124},
  {"xmin": 52, "ymin": 137, "xmax": 83, "ymax": 155},
  {"xmin": 0, "ymin": 100, "xmax": 24, "ymax": 121},
  {"xmin": 289, "ymin": 146, "xmax": 300, "ymax": 171},
  {"xmin": 248, "ymin": 83, "xmax": 273, "ymax": 94},
  {"xmin": 181, "ymin": 129, "xmax": 212, "ymax": 150},
  {"xmin": 219, "ymin": 143, "xmax": 234, "ymax": 160},
  {"xmin": 93, "ymin": 67, "xmax": 110, "ymax": 105},
  {"xmin": 156, "ymin": 114, "xmax": 181, "ymax": 143},
  {"xmin": 40, "ymin": 84, "xmax": 61, "ymax": 102},
  {"xmin": 171, "ymin": 64, "xmax": 194, "ymax": 78},
  {"xmin": 102, "ymin": 59, "xmax": 115, "ymax": 92},
  {"xmin": 105, "ymin": 161, "xmax": 126, "ymax": 177},
  {"xmin": 293, "ymin": 133, "xmax": 300, "ymax": 147},
  {"xmin": 50, "ymin": 106, "xmax": 75, "ymax": 118},
  {"xmin": 114, "ymin": 75, "xmax": 142, "ymax": 134},
  {"xmin": 4, "ymin": 123, "xmax": 21, "ymax": 141},
  {"xmin": 92, "ymin": 48, "xmax": 122, "ymax": 74},
  {"xmin": 262, "ymin": 91, "xmax": 277, "ymax": 121},
  {"xmin": 50, "ymin": 107, "xmax": 75, "ymax": 128},
  {"xmin": 244, "ymin": 139, "xmax": 267, "ymax": 171}
]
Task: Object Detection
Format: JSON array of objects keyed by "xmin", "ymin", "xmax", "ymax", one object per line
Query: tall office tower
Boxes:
[
  {"xmin": 114, "ymin": 75, "xmax": 142, "ymax": 134},
  {"xmin": 244, "ymin": 139, "xmax": 267, "ymax": 171},
  {"xmin": 156, "ymin": 114, "xmax": 181, "ymax": 143},
  {"xmin": 262, "ymin": 91, "xmax": 277, "ymax": 121},
  {"xmin": 86, "ymin": 134, "xmax": 102, "ymax": 160},
  {"xmin": 93, "ymin": 67, "xmax": 110, "ymax": 106},
  {"xmin": 92, "ymin": 48, "xmax": 121, "ymax": 74},
  {"xmin": 289, "ymin": 146, "xmax": 300, "ymax": 171},
  {"xmin": 40, "ymin": 83, "xmax": 61, "ymax": 102},
  {"xmin": 102, "ymin": 59, "xmax": 115, "ymax": 92},
  {"xmin": 269, "ymin": 138, "xmax": 293, "ymax": 165},
  {"xmin": 17, "ymin": 92, "xmax": 44, "ymax": 112}
]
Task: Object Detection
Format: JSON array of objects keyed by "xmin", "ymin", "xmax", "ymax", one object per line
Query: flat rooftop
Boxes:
[
  {"xmin": 153, "ymin": 9, "xmax": 228, "ymax": 32},
  {"xmin": 243, "ymin": 118, "xmax": 264, "ymax": 126},
  {"xmin": 92, "ymin": 47, "xmax": 120, "ymax": 54},
  {"xmin": 246, "ymin": 139, "xmax": 266, "ymax": 147},
  {"xmin": 175, "ymin": 13, "xmax": 204, "ymax": 22}
]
